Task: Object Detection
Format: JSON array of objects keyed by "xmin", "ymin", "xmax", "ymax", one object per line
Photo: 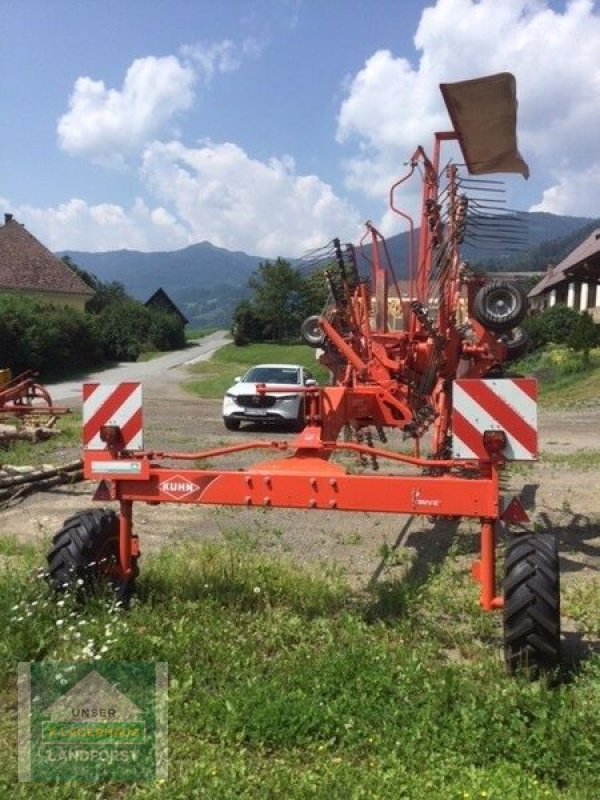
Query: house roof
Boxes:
[
  {"xmin": 0, "ymin": 216, "xmax": 94, "ymax": 297},
  {"xmin": 144, "ymin": 287, "xmax": 188, "ymax": 325},
  {"xmin": 529, "ymin": 227, "xmax": 600, "ymax": 297}
]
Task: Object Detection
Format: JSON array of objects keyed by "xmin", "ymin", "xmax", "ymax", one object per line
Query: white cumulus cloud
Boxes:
[
  {"xmin": 337, "ymin": 0, "xmax": 600, "ymax": 222},
  {"xmin": 2, "ymin": 139, "xmax": 361, "ymax": 255},
  {"xmin": 57, "ymin": 55, "xmax": 196, "ymax": 165},
  {"xmin": 140, "ymin": 140, "xmax": 361, "ymax": 256},
  {"xmin": 530, "ymin": 165, "xmax": 600, "ymax": 216},
  {"xmin": 2, "ymin": 197, "xmax": 191, "ymax": 252},
  {"xmin": 180, "ymin": 37, "xmax": 261, "ymax": 83}
]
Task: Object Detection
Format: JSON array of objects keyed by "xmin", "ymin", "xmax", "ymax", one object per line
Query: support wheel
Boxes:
[
  {"xmin": 224, "ymin": 417, "xmax": 241, "ymax": 431},
  {"xmin": 503, "ymin": 533, "xmax": 560, "ymax": 677},
  {"xmin": 498, "ymin": 326, "xmax": 529, "ymax": 361},
  {"xmin": 46, "ymin": 508, "xmax": 136, "ymax": 604},
  {"xmin": 473, "ymin": 281, "xmax": 528, "ymax": 332},
  {"xmin": 301, "ymin": 315, "xmax": 325, "ymax": 347}
]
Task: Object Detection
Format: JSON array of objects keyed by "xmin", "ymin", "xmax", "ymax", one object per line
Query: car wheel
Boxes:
[
  {"xmin": 291, "ymin": 400, "xmax": 305, "ymax": 432},
  {"xmin": 224, "ymin": 417, "xmax": 241, "ymax": 431}
]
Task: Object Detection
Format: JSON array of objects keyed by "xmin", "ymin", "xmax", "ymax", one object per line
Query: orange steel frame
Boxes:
[
  {"xmin": 84, "ymin": 128, "xmax": 527, "ymax": 615},
  {"xmin": 85, "ymin": 439, "xmax": 505, "ymax": 612}
]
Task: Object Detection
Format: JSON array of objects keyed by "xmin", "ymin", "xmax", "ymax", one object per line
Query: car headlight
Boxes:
[{"xmin": 225, "ymin": 392, "xmax": 236, "ymax": 399}]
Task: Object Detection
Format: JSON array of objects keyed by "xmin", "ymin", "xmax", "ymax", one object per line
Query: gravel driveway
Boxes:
[{"xmin": 45, "ymin": 330, "xmax": 231, "ymax": 403}]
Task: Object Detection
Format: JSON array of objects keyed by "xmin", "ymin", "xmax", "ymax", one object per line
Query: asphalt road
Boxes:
[{"xmin": 45, "ymin": 329, "xmax": 230, "ymax": 403}]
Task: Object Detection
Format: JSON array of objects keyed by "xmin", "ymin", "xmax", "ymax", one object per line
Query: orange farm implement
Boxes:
[
  {"xmin": 0, "ymin": 369, "xmax": 70, "ymax": 418},
  {"xmin": 46, "ymin": 73, "xmax": 560, "ymax": 676}
]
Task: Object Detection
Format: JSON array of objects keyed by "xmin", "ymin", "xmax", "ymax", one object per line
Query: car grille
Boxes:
[{"xmin": 236, "ymin": 395, "xmax": 277, "ymax": 409}]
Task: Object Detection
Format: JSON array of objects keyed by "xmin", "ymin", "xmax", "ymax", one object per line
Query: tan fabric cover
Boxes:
[{"xmin": 440, "ymin": 72, "xmax": 529, "ymax": 178}]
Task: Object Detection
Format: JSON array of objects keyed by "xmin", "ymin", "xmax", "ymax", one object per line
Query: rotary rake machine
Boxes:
[{"xmin": 46, "ymin": 73, "xmax": 560, "ymax": 675}]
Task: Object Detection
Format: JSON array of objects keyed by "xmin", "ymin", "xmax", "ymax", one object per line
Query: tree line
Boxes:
[
  {"xmin": 524, "ymin": 304, "xmax": 598, "ymax": 362},
  {"xmin": 234, "ymin": 257, "xmax": 600, "ymax": 365},
  {"xmin": 0, "ymin": 259, "xmax": 185, "ymax": 377}
]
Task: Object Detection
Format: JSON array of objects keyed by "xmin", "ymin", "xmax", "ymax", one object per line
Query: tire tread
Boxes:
[{"xmin": 503, "ymin": 532, "xmax": 560, "ymax": 676}]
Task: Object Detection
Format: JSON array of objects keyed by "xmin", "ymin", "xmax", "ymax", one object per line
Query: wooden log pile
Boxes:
[
  {"xmin": 0, "ymin": 460, "xmax": 83, "ymax": 506},
  {"xmin": 0, "ymin": 415, "xmax": 60, "ymax": 443}
]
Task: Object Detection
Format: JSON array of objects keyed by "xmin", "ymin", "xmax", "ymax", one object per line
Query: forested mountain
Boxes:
[{"xmin": 60, "ymin": 212, "xmax": 598, "ymax": 328}]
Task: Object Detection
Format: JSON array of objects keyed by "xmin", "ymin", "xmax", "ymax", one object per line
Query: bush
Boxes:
[
  {"xmin": 231, "ymin": 300, "xmax": 264, "ymax": 345},
  {"xmin": 0, "ymin": 295, "xmax": 103, "ymax": 376},
  {"xmin": 567, "ymin": 311, "xmax": 599, "ymax": 363},
  {"xmin": 96, "ymin": 301, "xmax": 186, "ymax": 360},
  {"xmin": 147, "ymin": 311, "xmax": 186, "ymax": 351},
  {"xmin": 524, "ymin": 305, "xmax": 581, "ymax": 349},
  {"xmin": 0, "ymin": 291, "xmax": 187, "ymax": 377},
  {"xmin": 95, "ymin": 300, "xmax": 148, "ymax": 362}
]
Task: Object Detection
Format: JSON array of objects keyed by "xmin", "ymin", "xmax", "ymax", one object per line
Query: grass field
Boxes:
[
  {"xmin": 185, "ymin": 342, "xmax": 329, "ymax": 399},
  {"xmin": 188, "ymin": 341, "xmax": 600, "ymax": 408},
  {"xmin": 0, "ymin": 536, "xmax": 599, "ymax": 798},
  {"xmin": 513, "ymin": 344, "xmax": 600, "ymax": 407}
]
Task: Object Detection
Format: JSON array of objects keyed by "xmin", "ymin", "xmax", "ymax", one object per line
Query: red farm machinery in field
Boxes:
[
  {"xmin": 46, "ymin": 73, "xmax": 560, "ymax": 676},
  {"xmin": 0, "ymin": 370, "xmax": 69, "ymax": 418}
]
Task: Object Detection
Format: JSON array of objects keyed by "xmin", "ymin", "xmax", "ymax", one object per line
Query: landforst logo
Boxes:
[
  {"xmin": 18, "ymin": 662, "xmax": 167, "ymax": 783},
  {"xmin": 159, "ymin": 475, "xmax": 200, "ymax": 499}
]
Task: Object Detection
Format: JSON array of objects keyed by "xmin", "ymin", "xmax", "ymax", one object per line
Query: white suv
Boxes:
[{"xmin": 222, "ymin": 363, "xmax": 316, "ymax": 431}]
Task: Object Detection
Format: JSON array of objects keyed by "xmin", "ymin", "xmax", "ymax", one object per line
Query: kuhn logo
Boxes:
[
  {"xmin": 159, "ymin": 476, "xmax": 200, "ymax": 499},
  {"xmin": 411, "ymin": 489, "xmax": 441, "ymax": 509}
]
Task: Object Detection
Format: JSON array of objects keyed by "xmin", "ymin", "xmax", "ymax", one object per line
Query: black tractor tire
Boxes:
[
  {"xmin": 224, "ymin": 417, "xmax": 241, "ymax": 431},
  {"xmin": 473, "ymin": 281, "xmax": 528, "ymax": 333},
  {"xmin": 47, "ymin": 508, "xmax": 136, "ymax": 604},
  {"xmin": 301, "ymin": 315, "xmax": 325, "ymax": 347},
  {"xmin": 291, "ymin": 400, "xmax": 305, "ymax": 433},
  {"xmin": 498, "ymin": 326, "xmax": 530, "ymax": 361},
  {"xmin": 503, "ymin": 533, "xmax": 560, "ymax": 677}
]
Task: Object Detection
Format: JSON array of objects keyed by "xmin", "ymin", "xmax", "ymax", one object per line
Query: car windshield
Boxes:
[{"xmin": 243, "ymin": 366, "xmax": 301, "ymax": 384}]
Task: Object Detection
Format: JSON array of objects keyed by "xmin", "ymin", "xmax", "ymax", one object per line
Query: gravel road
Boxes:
[{"xmin": 45, "ymin": 330, "xmax": 231, "ymax": 403}]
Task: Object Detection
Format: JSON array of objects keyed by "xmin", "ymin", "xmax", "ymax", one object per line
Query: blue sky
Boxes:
[{"xmin": 1, "ymin": 0, "xmax": 598, "ymax": 256}]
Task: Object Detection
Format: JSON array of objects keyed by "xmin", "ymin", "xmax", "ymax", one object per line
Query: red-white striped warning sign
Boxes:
[
  {"xmin": 452, "ymin": 378, "xmax": 537, "ymax": 461},
  {"xmin": 83, "ymin": 382, "xmax": 143, "ymax": 451}
]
